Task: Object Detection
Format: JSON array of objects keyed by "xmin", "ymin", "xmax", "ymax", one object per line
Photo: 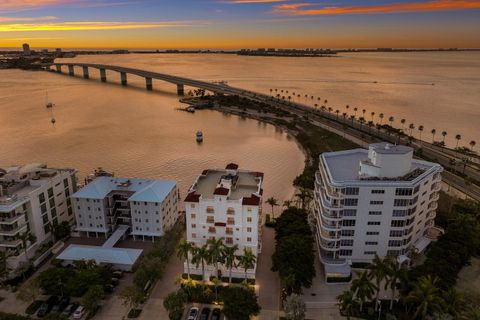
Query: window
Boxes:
[
  {"xmin": 342, "ymin": 219, "xmax": 356, "ymax": 227},
  {"xmin": 341, "ymin": 229, "xmax": 355, "ymax": 237},
  {"xmin": 247, "ymin": 237, "xmax": 252, "ymax": 242},
  {"xmin": 246, "ymin": 217, "xmax": 252, "ymax": 222},
  {"xmin": 340, "ymin": 239, "xmax": 353, "ymax": 246},
  {"xmin": 387, "ymin": 250, "xmax": 401, "ymax": 257},
  {"xmin": 344, "ymin": 187, "xmax": 359, "ymax": 195},
  {"xmin": 393, "ymin": 209, "xmax": 407, "ymax": 217},
  {"xmin": 369, "ymin": 211, "xmax": 382, "ymax": 215},
  {"xmin": 391, "ymin": 220, "xmax": 405, "ymax": 228},
  {"xmin": 390, "ymin": 230, "xmax": 403, "ymax": 237},
  {"xmin": 208, "ymin": 227, "xmax": 216, "ymax": 234},
  {"xmin": 47, "ymin": 188, "xmax": 54, "ymax": 198},
  {"xmin": 364, "ymin": 251, "xmax": 376, "ymax": 255},
  {"xmin": 226, "ymin": 227, "xmax": 233, "ymax": 235},
  {"xmin": 190, "ymin": 214, "xmax": 196, "ymax": 219},
  {"xmin": 227, "ymin": 208, "xmax": 235, "ymax": 215},
  {"xmin": 366, "ymin": 231, "xmax": 379, "ymax": 235},
  {"xmin": 227, "ymin": 218, "xmax": 235, "ymax": 225},
  {"xmin": 365, "ymin": 241, "xmax": 378, "ymax": 245},
  {"xmin": 388, "ymin": 240, "xmax": 403, "ymax": 247},
  {"xmin": 339, "ymin": 249, "xmax": 352, "ymax": 256},
  {"xmin": 206, "ymin": 216, "xmax": 214, "ymax": 223},
  {"xmin": 395, "ymin": 188, "xmax": 413, "ymax": 196},
  {"xmin": 343, "ymin": 198, "xmax": 358, "ymax": 206},
  {"xmin": 247, "ymin": 227, "xmax": 252, "ymax": 232},
  {"xmin": 368, "ymin": 221, "xmax": 381, "ymax": 225},
  {"xmin": 343, "ymin": 209, "xmax": 357, "ymax": 217},
  {"xmin": 413, "ymin": 185, "xmax": 420, "ymax": 194},
  {"xmin": 190, "ymin": 204, "xmax": 195, "ymax": 208},
  {"xmin": 41, "ymin": 203, "xmax": 47, "ymax": 214},
  {"xmin": 192, "ymin": 233, "xmax": 196, "ymax": 238},
  {"xmin": 206, "ymin": 206, "xmax": 215, "ymax": 213},
  {"xmin": 226, "ymin": 237, "xmax": 233, "ymax": 244},
  {"xmin": 370, "ymin": 200, "xmax": 384, "ymax": 205},
  {"xmin": 38, "ymin": 193, "xmax": 46, "ymax": 203},
  {"xmin": 371, "ymin": 189, "xmax": 385, "ymax": 194}
]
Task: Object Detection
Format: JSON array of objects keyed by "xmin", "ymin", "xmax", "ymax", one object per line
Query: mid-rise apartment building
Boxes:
[
  {"xmin": 72, "ymin": 177, "xmax": 179, "ymax": 240},
  {"xmin": 314, "ymin": 143, "xmax": 443, "ymax": 278},
  {"xmin": 0, "ymin": 164, "xmax": 77, "ymax": 270},
  {"xmin": 184, "ymin": 163, "xmax": 263, "ymax": 279}
]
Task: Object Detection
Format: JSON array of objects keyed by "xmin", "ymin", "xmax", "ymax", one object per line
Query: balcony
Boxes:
[
  {"xmin": 320, "ymin": 216, "xmax": 341, "ymax": 231},
  {"xmin": 428, "ymin": 201, "xmax": 438, "ymax": 210},
  {"xmin": 0, "ymin": 213, "xmax": 24, "ymax": 225},
  {"xmin": 0, "ymin": 238, "xmax": 22, "ymax": 248},
  {"xmin": 319, "ymin": 227, "xmax": 340, "ymax": 241},
  {"xmin": 429, "ymin": 193, "xmax": 440, "ymax": 201},
  {"xmin": 0, "ymin": 224, "xmax": 27, "ymax": 236},
  {"xmin": 319, "ymin": 238, "xmax": 340, "ymax": 251}
]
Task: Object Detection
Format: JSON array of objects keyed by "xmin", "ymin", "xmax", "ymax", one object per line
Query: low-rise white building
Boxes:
[
  {"xmin": 184, "ymin": 163, "xmax": 263, "ymax": 279},
  {"xmin": 314, "ymin": 143, "xmax": 443, "ymax": 279},
  {"xmin": 0, "ymin": 164, "xmax": 77, "ymax": 271},
  {"xmin": 72, "ymin": 177, "xmax": 179, "ymax": 240}
]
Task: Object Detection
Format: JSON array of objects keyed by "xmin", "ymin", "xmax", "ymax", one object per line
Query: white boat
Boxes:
[
  {"xmin": 196, "ymin": 130, "xmax": 203, "ymax": 143},
  {"xmin": 187, "ymin": 107, "xmax": 195, "ymax": 113}
]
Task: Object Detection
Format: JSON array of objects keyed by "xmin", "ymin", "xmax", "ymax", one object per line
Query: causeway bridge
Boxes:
[{"xmin": 45, "ymin": 62, "xmax": 252, "ymax": 96}]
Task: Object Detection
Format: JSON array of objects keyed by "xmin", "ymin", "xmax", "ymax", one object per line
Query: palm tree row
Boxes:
[
  {"xmin": 177, "ymin": 238, "xmax": 256, "ymax": 283},
  {"xmin": 268, "ymin": 88, "xmax": 477, "ymax": 152}
]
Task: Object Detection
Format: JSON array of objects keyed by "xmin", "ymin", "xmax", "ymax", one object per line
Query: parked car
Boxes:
[
  {"xmin": 104, "ymin": 284, "xmax": 115, "ymax": 293},
  {"xmin": 73, "ymin": 305, "xmax": 85, "ymax": 319},
  {"xmin": 37, "ymin": 296, "xmax": 59, "ymax": 318},
  {"xmin": 200, "ymin": 307, "xmax": 211, "ymax": 320},
  {"xmin": 211, "ymin": 308, "xmax": 221, "ymax": 320},
  {"xmin": 111, "ymin": 277, "xmax": 120, "ymax": 286},
  {"xmin": 52, "ymin": 296, "xmax": 70, "ymax": 313},
  {"xmin": 187, "ymin": 307, "xmax": 199, "ymax": 320},
  {"xmin": 62, "ymin": 303, "xmax": 79, "ymax": 316},
  {"xmin": 112, "ymin": 270, "xmax": 124, "ymax": 278}
]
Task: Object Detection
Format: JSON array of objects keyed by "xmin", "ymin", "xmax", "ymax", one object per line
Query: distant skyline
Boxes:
[{"xmin": 0, "ymin": 0, "xmax": 479, "ymax": 49}]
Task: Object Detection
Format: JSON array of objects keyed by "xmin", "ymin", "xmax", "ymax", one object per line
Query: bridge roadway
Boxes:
[{"xmin": 45, "ymin": 62, "xmax": 480, "ymax": 201}]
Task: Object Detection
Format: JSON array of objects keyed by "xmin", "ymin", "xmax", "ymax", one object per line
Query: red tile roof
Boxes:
[
  {"xmin": 242, "ymin": 194, "xmax": 261, "ymax": 206},
  {"xmin": 225, "ymin": 163, "xmax": 239, "ymax": 170},
  {"xmin": 184, "ymin": 192, "xmax": 200, "ymax": 202},
  {"xmin": 214, "ymin": 187, "xmax": 229, "ymax": 196}
]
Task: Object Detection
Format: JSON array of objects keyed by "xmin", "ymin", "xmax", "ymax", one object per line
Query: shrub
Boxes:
[
  {"xmin": 127, "ymin": 309, "xmax": 142, "ymax": 319},
  {"xmin": 25, "ymin": 300, "xmax": 43, "ymax": 315}
]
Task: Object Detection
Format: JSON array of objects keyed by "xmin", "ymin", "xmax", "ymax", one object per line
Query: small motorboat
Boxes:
[
  {"xmin": 187, "ymin": 107, "xmax": 195, "ymax": 113},
  {"xmin": 51, "ymin": 118, "xmax": 56, "ymax": 124},
  {"xmin": 45, "ymin": 91, "xmax": 54, "ymax": 108},
  {"xmin": 196, "ymin": 130, "xmax": 203, "ymax": 143}
]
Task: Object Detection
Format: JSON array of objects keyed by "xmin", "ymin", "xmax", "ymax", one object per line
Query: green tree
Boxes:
[
  {"xmin": 82, "ymin": 285, "xmax": 104, "ymax": 315},
  {"xmin": 406, "ymin": 276, "xmax": 445, "ymax": 319},
  {"xmin": 163, "ymin": 290, "xmax": 187, "ymax": 320},
  {"xmin": 351, "ymin": 271, "xmax": 376, "ymax": 312},
  {"xmin": 18, "ymin": 232, "xmax": 36, "ymax": 259},
  {"xmin": 294, "ymin": 188, "xmax": 312, "ymax": 210},
  {"xmin": 368, "ymin": 255, "xmax": 389, "ymax": 311},
  {"xmin": 120, "ymin": 286, "xmax": 145, "ymax": 313},
  {"xmin": 222, "ymin": 244, "xmax": 239, "ymax": 283},
  {"xmin": 207, "ymin": 237, "xmax": 225, "ymax": 278},
  {"xmin": 133, "ymin": 257, "xmax": 163, "ymax": 289},
  {"xmin": 266, "ymin": 197, "xmax": 279, "ymax": 219},
  {"xmin": 237, "ymin": 248, "xmax": 256, "ymax": 281},
  {"xmin": 442, "ymin": 288, "xmax": 465, "ymax": 318},
  {"xmin": 38, "ymin": 267, "xmax": 71, "ymax": 296},
  {"xmin": 284, "ymin": 293, "xmax": 306, "ymax": 320},
  {"xmin": 221, "ymin": 286, "xmax": 261, "ymax": 320},
  {"xmin": 52, "ymin": 221, "xmax": 71, "ymax": 241},
  {"xmin": 191, "ymin": 244, "xmax": 210, "ymax": 281},
  {"xmin": 337, "ymin": 290, "xmax": 358, "ymax": 320},
  {"xmin": 176, "ymin": 240, "xmax": 194, "ymax": 279},
  {"xmin": 385, "ymin": 257, "xmax": 406, "ymax": 310},
  {"xmin": 0, "ymin": 251, "xmax": 12, "ymax": 286}
]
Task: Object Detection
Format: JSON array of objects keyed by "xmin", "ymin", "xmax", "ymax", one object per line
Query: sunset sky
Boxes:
[{"xmin": 0, "ymin": 0, "xmax": 479, "ymax": 49}]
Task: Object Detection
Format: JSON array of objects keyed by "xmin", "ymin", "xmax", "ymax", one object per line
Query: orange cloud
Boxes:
[
  {"xmin": 0, "ymin": 15, "xmax": 57, "ymax": 22},
  {"xmin": 0, "ymin": 20, "xmax": 200, "ymax": 32},
  {"xmin": 221, "ymin": 0, "xmax": 287, "ymax": 3},
  {"xmin": 0, "ymin": 0, "xmax": 69, "ymax": 11},
  {"xmin": 273, "ymin": 0, "xmax": 480, "ymax": 15}
]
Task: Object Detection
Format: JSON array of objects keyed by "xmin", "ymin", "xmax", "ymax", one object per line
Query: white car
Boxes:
[
  {"xmin": 73, "ymin": 305, "xmax": 85, "ymax": 319},
  {"xmin": 187, "ymin": 307, "xmax": 199, "ymax": 320}
]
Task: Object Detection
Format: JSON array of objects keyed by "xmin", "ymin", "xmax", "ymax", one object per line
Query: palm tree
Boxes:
[
  {"xmin": 335, "ymin": 109, "xmax": 340, "ymax": 119},
  {"xmin": 401, "ymin": 118, "xmax": 406, "ymax": 131},
  {"xmin": 283, "ymin": 200, "xmax": 292, "ymax": 208},
  {"xmin": 379, "ymin": 113, "xmax": 384, "ymax": 125},
  {"xmin": 385, "ymin": 258, "xmax": 405, "ymax": 310},
  {"xmin": 431, "ymin": 128, "xmax": 436, "ymax": 143},
  {"xmin": 351, "ymin": 271, "xmax": 377, "ymax": 312},
  {"xmin": 18, "ymin": 232, "xmax": 36, "ymax": 260},
  {"xmin": 207, "ymin": 237, "xmax": 225, "ymax": 278},
  {"xmin": 442, "ymin": 288, "xmax": 465, "ymax": 318},
  {"xmin": 337, "ymin": 290, "xmax": 358, "ymax": 320},
  {"xmin": 176, "ymin": 240, "xmax": 194, "ymax": 279},
  {"xmin": 441, "ymin": 131, "xmax": 448, "ymax": 146},
  {"xmin": 409, "ymin": 123, "xmax": 415, "ymax": 137},
  {"xmin": 266, "ymin": 197, "xmax": 279, "ymax": 219},
  {"xmin": 406, "ymin": 276, "xmax": 445, "ymax": 320},
  {"xmin": 345, "ymin": 105, "xmax": 350, "ymax": 113},
  {"xmin": 191, "ymin": 244, "xmax": 210, "ymax": 281},
  {"xmin": 418, "ymin": 125, "xmax": 424, "ymax": 143},
  {"xmin": 469, "ymin": 140, "xmax": 476, "ymax": 152},
  {"xmin": 455, "ymin": 134, "xmax": 462, "ymax": 148},
  {"xmin": 388, "ymin": 116, "xmax": 394, "ymax": 127},
  {"xmin": 222, "ymin": 244, "xmax": 238, "ymax": 283},
  {"xmin": 353, "ymin": 107, "xmax": 358, "ymax": 117},
  {"xmin": 368, "ymin": 255, "xmax": 389, "ymax": 311},
  {"xmin": 295, "ymin": 188, "xmax": 312, "ymax": 210},
  {"xmin": 237, "ymin": 248, "xmax": 256, "ymax": 282},
  {"xmin": 350, "ymin": 115, "xmax": 355, "ymax": 125},
  {"xmin": 370, "ymin": 111, "xmax": 375, "ymax": 121},
  {"xmin": 362, "ymin": 109, "xmax": 366, "ymax": 118}
]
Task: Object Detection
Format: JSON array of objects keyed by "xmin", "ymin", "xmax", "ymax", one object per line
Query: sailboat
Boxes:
[{"xmin": 45, "ymin": 91, "xmax": 54, "ymax": 109}]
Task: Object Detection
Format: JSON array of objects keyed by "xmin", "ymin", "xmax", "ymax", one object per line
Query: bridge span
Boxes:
[{"xmin": 45, "ymin": 62, "xmax": 250, "ymax": 96}]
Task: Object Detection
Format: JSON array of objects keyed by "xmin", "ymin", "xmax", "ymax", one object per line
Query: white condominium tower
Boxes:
[
  {"xmin": 73, "ymin": 177, "xmax": 179, "ymax": 240},
  {"xmin": 314, "ymin": 143, "xmax": 443, "ymax": 278},
  {"xmin": 184, "ymin": 163, "xmax": 263, "ymax": 279},
  {"xmin": 0, "ymin": 164, "xmax": 77, "ymax": 271}
]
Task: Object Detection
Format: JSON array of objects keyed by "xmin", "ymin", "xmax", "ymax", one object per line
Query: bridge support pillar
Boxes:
[
  {"xmin": 177, "ymin": 84, "xmax": 184, "ymax": 96},
  {"xmin": 121, "ymin": 72, "xmax": 127, "ymax": 86},
  {"xmin": 145, "ymin": 77, "xmax": 153, "ymax": 91},
  {"xmin": 100, "ymin": 69, "xmax": 107, "ymax": 82},
  {"xmin": 55, "ymin": 65, "xmax": 62, "ymax": 73},
  {"xmin": 68, "ymin": 65, "xmax": 74, "ymax": 76},
  {"xmin": 82, "ymin": 66, "xmax": 89, "ymax": 79}
]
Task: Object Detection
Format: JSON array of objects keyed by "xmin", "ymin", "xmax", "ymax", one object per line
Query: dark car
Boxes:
[
  {"xmin": 104, "ymin": 284, "xmax": 115, "ymax": 293},
  {"xmin": 187, "ymin": 307, "xmax": 199, "ymax": 320},
  {"xmin": 211, "ymin": 308, "xmax": 221, "ymax": 320},
  {"xmin": 200, "ymin": 307, "xmax": 211, "ymax": 320},
  {"xmin": 62, "ymin": 303, "xmax": 79, "ymax": 316},
  {"xmin": 37, "ymin": 296, "xmax": 59, "ymax": 318},
  {"xmin": 52, "ymin": 296, "xmax": 70, "ymax": 313},
  {"xmin": 111, "ymin": 277, "xmax": 120, "ymax": 286},
  {"xmin": 112, "ymin": 271, "xmax": 124, "ymax": 279}
]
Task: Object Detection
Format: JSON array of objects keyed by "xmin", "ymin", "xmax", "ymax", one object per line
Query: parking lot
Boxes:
[{"xmin": 185, "ymin": 303, "xmax": 224, "ymax": 320}]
